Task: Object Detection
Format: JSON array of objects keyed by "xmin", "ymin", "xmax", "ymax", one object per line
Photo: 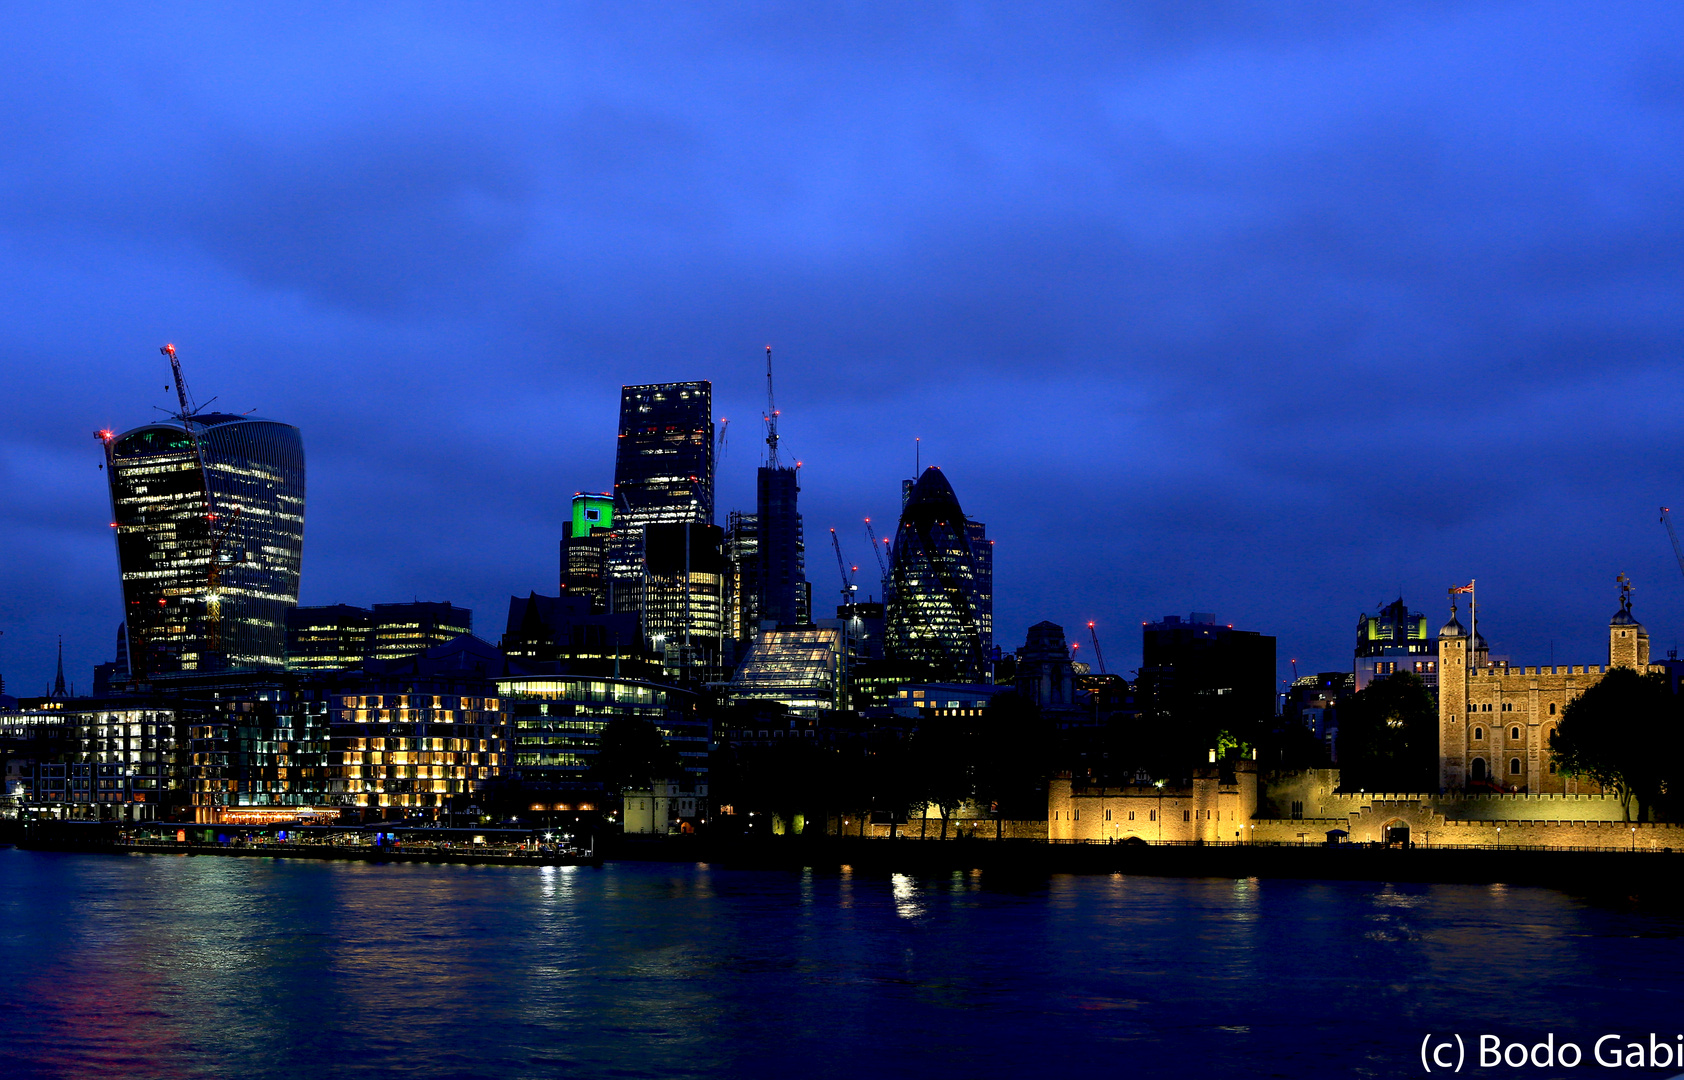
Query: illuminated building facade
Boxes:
[
  {"xmin": 642, "ymin": 523, "xmax": 726, "ymax": 681},
  {"xmin": 725, "ymin": 510, "xmax": 761, "ymax": 641},
  {"xmin": 285, "ymin": 605, "xmax": 374, "ymax": 671},
  {"xmin": 104, "ymin": 415, "xmax": 305, "ymax": 678},
  {"xmin": 495, "ymin": 674, "xmax": 708, "ymax": 799},
  {"xmin": 1, "ymin": 706, "xmax": 180, "ymax": 821},
  {"xmin": 1354, "ymin": 596, "xmax": 1437, "ymax": 692},
  {"xmin": 562, "ymin": 492, "xmax": 614, "ymax": 611},
  {"xmin": 726, "ymin": 625, "xmax": 843, "ymax": 715},
  {"xmin": 607, "ymin": 382, "xmax": 714, "ymax": 616},
  {"xmin": 884, "ymin": 467, "xmax": 989, "ymax": 683},
  {"xmin": 370, "ymin": 602, "xmax": 472, "ymax": 662},
  {"xmin": 325, "ymin": 688, "xmax": 505, "ymax": 814}
]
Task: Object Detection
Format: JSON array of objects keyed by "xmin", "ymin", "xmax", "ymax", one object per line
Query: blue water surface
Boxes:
[{"xmin": 1, "ymin": 849, "xmax": 1680, "ymax": 1079}]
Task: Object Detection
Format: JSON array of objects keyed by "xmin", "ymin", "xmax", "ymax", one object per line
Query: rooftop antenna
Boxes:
[
  {"xmin": 915, "ymin": 437, "xmax": 920, "ymax": 475},
  {"xmin": 763, "ymin": 345, "xmax": 780, "ymax": 468}
]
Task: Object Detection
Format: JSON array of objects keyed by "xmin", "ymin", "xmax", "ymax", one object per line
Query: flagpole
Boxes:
[{"xmin": 1470, "ymin": 579, "xmax": 1477, "ymax": 668}]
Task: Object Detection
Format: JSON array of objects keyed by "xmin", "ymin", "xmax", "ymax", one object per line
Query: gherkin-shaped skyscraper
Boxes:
[{"xmin": 884, "ymin": 467, "xmax": 989, "ymax": 682}]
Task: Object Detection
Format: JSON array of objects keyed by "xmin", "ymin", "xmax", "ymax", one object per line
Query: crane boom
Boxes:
[
  {"xmin": 764, "ymin": 345, "xmax": 780, "ymax": 468},
  {"xmin": 829, "ymin": 528, "xmax": 857, "ymax": 607},
  {"xmin": 1663, "ymin": 508, "xmax": 1684, "ymax": 583},
  {"xmin": 1087, "ymin": 621, "xmax": 1108, "ymax": 676},
  {"xmin": 863, "ymin": 517, "xmax": 890, "ymax": 587}
]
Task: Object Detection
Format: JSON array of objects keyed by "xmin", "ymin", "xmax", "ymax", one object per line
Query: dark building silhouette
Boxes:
[
  {"xmin": 103, "ymin": 413, "xmax": 305, "ymax": 677},
  {"xmin": 561, "ymin": 492, "xmax": 613, "ymax": 612},
  {"xmin": 608, "ymin": 382, "xmax": 714, "ymax": 617},
  {"xmin": 1016, "ymin": 621, "xmax": 1078, "ymax": 710},
  {"xmin": 755, "ymin": 465, "xmax": 807, "ymax": 627},
  {"xmin": 91, "ymin": 624, "xmax": 130, "ymax": 697},
  {"xmin": 1137, "ymin": 613, "xmax": 1277, "ymax": 740},
  {"xmin": 499, "ymin": 592, "xmax": 647, "ymax": 677},
  {"xmin": 884, "ymin": 468, "xmax": 989, "ymax": 683}
]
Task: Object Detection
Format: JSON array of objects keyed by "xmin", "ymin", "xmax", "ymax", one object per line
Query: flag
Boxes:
[{"xmin": 1450, "ymin": 581, "xmax": 1474, "ymax": 594}]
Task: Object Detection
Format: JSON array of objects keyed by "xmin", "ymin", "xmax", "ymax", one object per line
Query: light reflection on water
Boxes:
[{"xmin": 2, "ymin": 849, "xmax": 1682, "ymax": 1080}]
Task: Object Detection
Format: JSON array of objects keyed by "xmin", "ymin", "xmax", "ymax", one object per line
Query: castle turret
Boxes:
[
  {"xmin": 1436, "ymin": 606, "xmax": 1468, "ymax": 791},
  {"xmin": 1609, "ymin": 575, "xmax": 1647, "ymax": 669}
]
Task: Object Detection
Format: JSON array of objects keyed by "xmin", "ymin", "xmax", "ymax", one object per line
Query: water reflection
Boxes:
[{"xmin": 2, "ymin": 851, "xmax": 1681, "ymax": 1080}]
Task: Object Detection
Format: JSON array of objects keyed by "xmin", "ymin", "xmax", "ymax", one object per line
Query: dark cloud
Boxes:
[{"xmin": 2, "ymin": 2, "xmax": 1683, "ymax": 692}]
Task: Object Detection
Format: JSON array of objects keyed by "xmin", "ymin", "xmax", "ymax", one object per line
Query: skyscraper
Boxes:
[
  {"xmin": 642, "ymin": 523, "xmax": 726, "ymax": 680},
  {"xmin": 607, "ymin": 382, "xmax": 714, "ymax": 616},
  {"xmin": 883, "ymin": 467, "xmax": 989, "ymax": 683},
  {"xmin": 562, "ymin": 492, "xmax": 614, "ymax": 612},
  {"xmin": 104, "ymin": 411, "xmax": 305, "ymax": 677},
  {"xmin": 756, "ymin": 465, "xmax": 806, "ymax": 627}
]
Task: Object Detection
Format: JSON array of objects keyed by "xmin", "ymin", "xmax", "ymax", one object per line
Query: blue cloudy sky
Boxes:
[{"xmin": 3, "ymin": 2, "xmax": 1683, "ymax": 694}]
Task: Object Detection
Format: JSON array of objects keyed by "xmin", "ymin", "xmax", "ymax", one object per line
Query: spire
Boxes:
[{"xmin": 52, "ymin": 636, "xmax": 66, "ymax": 699}]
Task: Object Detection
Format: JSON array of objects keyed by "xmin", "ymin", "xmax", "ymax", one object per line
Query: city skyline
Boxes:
[{"xmin": 6, "ymin": 5, "xmax": 1684, "ymax": 693}]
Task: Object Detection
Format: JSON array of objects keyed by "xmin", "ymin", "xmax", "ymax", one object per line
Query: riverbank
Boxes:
[
  {"xmin": 7, "ymin": 824, "xmax": 598, "ymax": 867},
  {"xmin": 607, "ymin": 834, "xmax": 1683, "ymax": 892}
]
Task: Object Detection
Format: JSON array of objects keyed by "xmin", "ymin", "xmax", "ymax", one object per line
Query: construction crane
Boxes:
[
  {"xmin": 160, "ymin": 344, "xmax": 246, "ymax": 653},
  {"xmin": 1662, "ymin": 508, "xmax": 1684, "ymax": 584},
  {"xmin": 864, "ymin": 517, "xmax": 890, "ymax": 598},
  {"xmin": 829, "ymin": 528, "xmax": 858, "ymax": 608},
  {"xmin": 716, "ymin": 417, "xmax": 729, "ymax": 465},
  {"xmin": 1086, "ymin": 621, "xmax": 1108, "ymax": 676},
  {"xmin": 763, "ymin": 345, "xmax": 781, "ymax": 468}
]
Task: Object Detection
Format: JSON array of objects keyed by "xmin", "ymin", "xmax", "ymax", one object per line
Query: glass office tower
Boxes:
[
  {"xmin": 883, "ymin": 467, "xmax": 988, "ymax": 683},
  {"xmin": 607, "ymin": 382, "xmax": 714, "ymax": 616},
  {"xmin": 105, "ymin": 414, "xmax": 305, "ymax": 677}
]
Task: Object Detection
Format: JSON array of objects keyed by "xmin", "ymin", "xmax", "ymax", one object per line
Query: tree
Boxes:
[
  {"xmin": 1550, "ymin": 667, "xmax": 1681, "ymax": 822},
  {"xmin": 588, "ymin": 717, "xmax": 683, "ymax": 795},
  {"xmin": 1335, "ymin": 672, "xmax": 1437, "ymax": 792},
  {"xmin": 971, "ymin": 691, "xmax": 1051, "ymax": 838},
  {"xmin": 910, "ymin": 713, "xmax": 972, "ymax": 839}
]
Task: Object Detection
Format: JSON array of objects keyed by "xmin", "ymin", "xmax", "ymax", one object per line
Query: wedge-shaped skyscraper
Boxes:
[{"xmin": 104, "ymin": 413, "xmax": 305, "ymax": 677}]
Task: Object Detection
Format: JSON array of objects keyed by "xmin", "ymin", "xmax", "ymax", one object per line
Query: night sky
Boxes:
[{"xmin": 4, "ymin": 4, "xmax": 1683, "ymax": 696}]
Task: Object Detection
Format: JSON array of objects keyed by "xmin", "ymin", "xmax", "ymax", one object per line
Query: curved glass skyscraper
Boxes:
[
  {"xmin": 105, "ymin": 414, "xmax": 305, "ymax": 677},
  {"xmin": 884, "ymin": 467, "xmax": 990, "ymax": 682}
]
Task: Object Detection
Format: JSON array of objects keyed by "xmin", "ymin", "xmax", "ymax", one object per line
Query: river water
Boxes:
[{"xmin": 1, "ymin": 849, "xmax": 1681, "ymax": 1079}]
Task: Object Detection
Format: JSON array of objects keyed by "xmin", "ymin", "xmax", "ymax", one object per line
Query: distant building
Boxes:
[
  {"xmin": 1355, "ymin": 597, "xmax": 1437, "ymax": 693},
  {"xmin": 725, "ymin": 510, "xmax": 761, "ymax": 643},
  {"xmin": 494, "ymin": 672, "xmax": 709, "ymax": 799},
  {"xmin": 102, "ymin": 412, "xmax": 305, "ymax": 677},
  {"xmin": 286, "ymin": 605, "xmax": 374, "ymax": 672},
  {"xmin": 91, "ymin": 623, "xmax": 130, "ymax": 697},
  {"xmin": 498, "ymin": 592, "xmax": 646, "ymax": 677},
  {"xmin": 642, "ymin": 523, "xmax": 726, "ymax": 681},
  {"xmin": 370, "ymin": 603, "xmax": 473, "ymax": 664},
  {"xmin": 286, "ymin": 602, "xmax": 472, "ymax": 670},
  {"xmin": 561, "ymin": 492, "xmax": 614, "ymax": 612},
  {"xmin": 1137, "ymin": 613, "xmax": 1277, "ymax": 733},
  {"xmin": 726, "ymin": 624, "xmax": 844, "ymax": 716},
  {"xmin": 887, "ymin": 682, "xmax": 1015, "ymax": 722},
  {"xmin": 1015, "ymin": 621, "xmax": 1078, "ymax": 711},
  {"xmin": 884, "ymin": 468, "xmax": 990, "ymax": 683},
  {"xmin": 756, "ymin": 465, "xmax": 808, "ymax": 628},
  {"xmin": 1283, "ymin": 672, "xmax": 1354, "ymax": 760},
  {"xmin": 607, "ymin": 382, "xmax": 714, "ymax": 617}
]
